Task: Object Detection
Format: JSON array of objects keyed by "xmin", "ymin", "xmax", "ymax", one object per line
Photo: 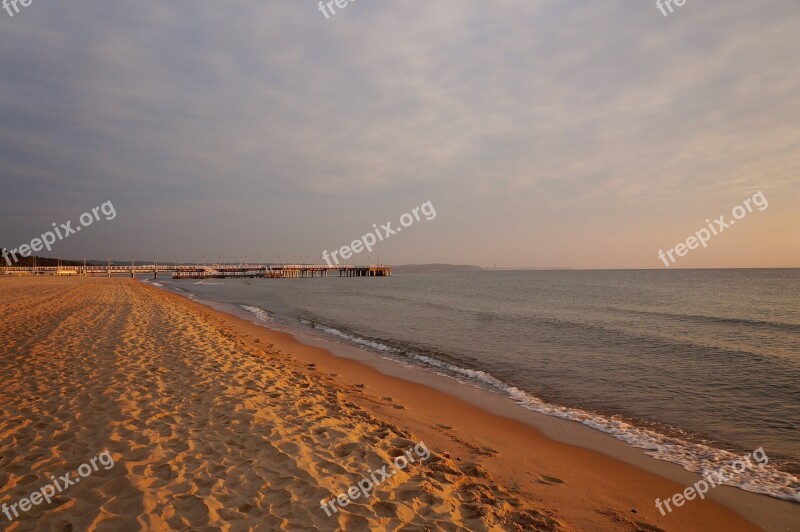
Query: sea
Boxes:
[{"xmin": 149, "ymin": 269, "xmax": 800, "ymax": 503}]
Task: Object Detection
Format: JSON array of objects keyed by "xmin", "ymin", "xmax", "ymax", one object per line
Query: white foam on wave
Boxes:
[
  {"xmin": 194, "ymin": 281, "xmax": 224, "ymax": 285},
  {"xmin": 301, "ymin": 319, "xmax": 800, "ymax": 502},
  {"xmin": 241, "ymin": 305, "xmax": 272, "ymax": 323},
  {"xmin": 308, "ymin": 321, "xmax": 395, "ymax": 353}
]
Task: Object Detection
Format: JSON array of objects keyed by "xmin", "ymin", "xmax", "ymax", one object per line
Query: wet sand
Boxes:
[{"xmin": 0, "ymin": 277, "xmax": 773, "ymax": 530}]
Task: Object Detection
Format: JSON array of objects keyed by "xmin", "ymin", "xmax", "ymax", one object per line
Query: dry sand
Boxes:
[{"xmin": 0, "ymin": 277, "xmax": 764, "ymax": 530}]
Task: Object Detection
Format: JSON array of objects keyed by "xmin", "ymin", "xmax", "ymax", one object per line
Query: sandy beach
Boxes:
[{"xmin": 0, "ymin": 277, "xmax": 776, "ymax": 530}]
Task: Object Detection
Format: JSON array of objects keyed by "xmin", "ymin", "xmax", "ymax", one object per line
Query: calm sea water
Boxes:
[{"xmin": 154, "ymin": 269, "xmax": 800, "ymax": 501}]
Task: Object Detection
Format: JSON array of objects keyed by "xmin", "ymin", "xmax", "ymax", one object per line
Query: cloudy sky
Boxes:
[{"xmin": 1, "ymin": 1, "xmax": 798, "ymax": 268}]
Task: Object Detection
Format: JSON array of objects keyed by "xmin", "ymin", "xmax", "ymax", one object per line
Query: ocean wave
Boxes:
[
  {"xmin": 608, "ymin": 306, "xmax": 800, "ymax": 333},
  {"xmin": 300, "ymin": 319, "xmax": 800, "ymax": 503},
  {"xmin": 302, "ymin": 319, "xmax": 396, "ymax": 353},
  {"xmin": 241, "ymin": 305, "xmax": 272, "ymax": 323}
]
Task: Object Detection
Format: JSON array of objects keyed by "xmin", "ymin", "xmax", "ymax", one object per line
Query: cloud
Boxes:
[{"xmin": 0, "ymin": 0, "xmax": 798, "ymax": 267}]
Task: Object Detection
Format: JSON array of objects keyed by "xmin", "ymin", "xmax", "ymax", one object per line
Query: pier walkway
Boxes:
[{"xmin": 0, "ymin": 264, "xmax": 392, "ymax": 279}]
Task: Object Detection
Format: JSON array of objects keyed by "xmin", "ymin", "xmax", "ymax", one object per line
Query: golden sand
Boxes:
[{"xmin": 0, "ymin": 277, "xmax": 761, "ymax": 530}]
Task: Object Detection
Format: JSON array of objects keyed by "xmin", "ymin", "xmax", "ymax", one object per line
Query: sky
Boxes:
[{"xmin": 0, "ymin": 1, "xmax": 798, "ymax": 269}]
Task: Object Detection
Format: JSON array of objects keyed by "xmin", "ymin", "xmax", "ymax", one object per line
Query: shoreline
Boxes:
[
  {"xmin": 155, "ymin": 274, "xmax": 800, "ymax": 490},
  {"xmin": 144, "ymin": 279, "xmax": 799, "ymax": 530},
  {"xmin": 274, "ymin": 312, "xmax": 800, "ymax": 529}
]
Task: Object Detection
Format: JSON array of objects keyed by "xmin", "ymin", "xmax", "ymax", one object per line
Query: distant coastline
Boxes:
[
  {"xmin": 392, "ymin": 264, "xmax": 482, "ymax": 274},
  {"xmin": 392, "ymin": 264, "xmax": 574, "ymax": 273}
]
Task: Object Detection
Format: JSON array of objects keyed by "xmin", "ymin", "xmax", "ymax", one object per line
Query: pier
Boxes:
[{"xmin": 0, "ymin": 264, "xmax": 392, "ymax": 279}]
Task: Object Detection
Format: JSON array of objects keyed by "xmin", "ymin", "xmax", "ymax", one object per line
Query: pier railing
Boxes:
[{"xmin": 0, "ymin": 264, "xmax": 392, "ymax": 279}]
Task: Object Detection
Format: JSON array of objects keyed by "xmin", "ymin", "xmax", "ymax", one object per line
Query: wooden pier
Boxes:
[
  {"xmin": 173, "ymin": 264, "xmax": 392, "ymax": 279},
  {"xmin": 0, "ymin": 264, "xmax": 392, "ymax": 280}
]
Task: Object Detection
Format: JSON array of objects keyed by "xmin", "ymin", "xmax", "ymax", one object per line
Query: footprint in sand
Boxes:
[
  {"xmin": 538, "ymin": 475, "xmax": 565, "ymax": 485},
  {"xmin": 460, "ymin": 463, "xmax": 492, "ymax": 479}
]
